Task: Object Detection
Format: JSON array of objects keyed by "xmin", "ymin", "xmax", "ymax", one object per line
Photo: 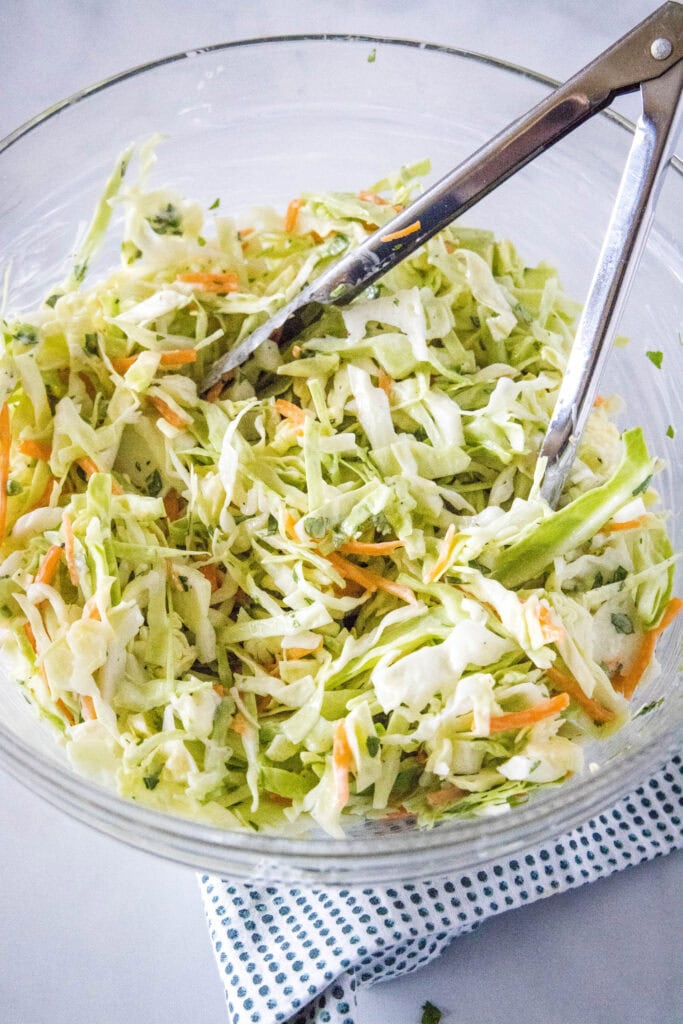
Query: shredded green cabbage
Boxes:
[{"xmin": 0, "ymin": 145, "xmax": 678, "ymax": 836}]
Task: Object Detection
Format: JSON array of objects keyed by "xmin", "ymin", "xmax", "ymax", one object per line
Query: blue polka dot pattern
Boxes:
[{"xmin": 200, "ymin": 757, "xmax": 682, "ymax": 1024}]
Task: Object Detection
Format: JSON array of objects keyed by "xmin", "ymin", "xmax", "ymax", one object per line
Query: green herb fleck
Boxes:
[
  {"xmin": 611, "ymin": 612, "xmax": 634, "ymax": 635},
  {"xmin": 6, "ymin": 479, "xmax": 23, "ymax": 496},
  {"xmin": 178, "ymin": 575, "xmax": 190, "ymax": 593},
  {"xmin": 366, "ymin": 735, "xmax": 380, "ymax": 757},
  {"xmin": 421, "ymin": 1000, "xmax": 442, "ymax": 1024},
  {"xmin": 147, "ymin": 203, "xmax": 183, "ymax": 236},
  {"xmin": 13, "ymin": 325, "xmax": 37, "ymax": 346},
  {"xmin": 266, "ymin": 514, "xmax": 279, "ymax": 535},
  {"xmin": 143, "ymin": 771, "xmax": 160, "ymax": 790},
  {"xmin": 470, "ymin": 315, "xmax": 481, "ymax": 329},
  {"xmin": 666, "ymin": 424, "xmax": 675, "ymax": 439},
  {"xmin": 634, "ymin": 697, "xmax": 664, "ymax": 718},
  {"xmin": 593, "ymin": 571, "xmax": 604, "ymax": 588},
  {"xmin": 646, "ymin": 350, "xmax": 663, "ymax": 369},
  {"xmin": 209, "ymin": 197, "xmax": 221, "ymax": 210},
  {"xmin": 513, "ymin": 301, "xmax": 533, "ymax": 324},
  {"xmin": 45, "ymin": 293, "xmax": 61, "ymax": 309},
  {"xmin": 610, "ymin": 565, "xmax": 628, "ymax": 583},
  {"xmin": 632, "ymin": 474, "xmax": 652, "ymax": 496},
  {"xmin": 367, "ymin": 48, "xmax": 377, "ymax": 63},
  {"xmin": 145, "ymin": 469, "xmax": 163, "ymax": 497},
  {"xmin": 121, "ymin": 240, "xmax": 142, "ymax": 264},
  {"xmin": 84, "ymin": 333, "xmax": 99, "ymax": 355},
  {"xmin": 303, "ymin": 515, "xmax": 329, "ymax": 539},
  {"xmin": 197, "ymin": 235, "xmax": 206, "ymax": 247}
]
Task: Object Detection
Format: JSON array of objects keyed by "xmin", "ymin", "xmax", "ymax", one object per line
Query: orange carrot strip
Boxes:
[
  {"xmin": 603, "ymin": 515, "xmax": 649, "ymax": 533},
  {"xmin": 112, "ymin": 349, "xmax": 197, "ymax": 374},
  {"xmin": 29, "ymin": 477, "xmax": 55, "ymax": 513},
  {"xmin": 612, "ymin": 596, "xmax": 683, "ymax": 699},
  {"xmin": 381, "ymin": 220, "xmax": 421, "ymax": 243},
  {"xmin": 81, "ymin": 695, "xmax": 97, "ymax": 721},
  {"xmin": 56, "ymin": 698, "xmax": 76, "ymax": 726},
  {"xmin": 275, "ymin": 398, "xmax": 307, "ymax": 427},
  {"xmin": 358, "ymin": 189, "xmax": 389, "ymax": 206},
  {"xmin": 535, "ymin": 602, "xmax": 565, "ymax": 644},
  {"xmin": 78, "ymin": 371, "xmax": 98, "ymax": 401},
  {"xmin": 213, "ymin": 683, "xmax": 226, "ymax": 697},
  {"xmin": 35, "ymin": 545, "xmax": 64, "ymax": 586},
  {"xmin": 284, "ymin": 198, "xmax": 303, "ymax": 233},
  {"xmin": 23, "ymin": 621, "xmax": 37, "ymax": 651},
  {"xmin": 545, "ymin": 666, "xmax": 614, "ymax": 724},
  {"xmin": 76, "ymin": 456, "xmax": 124, "ymax": 495},
  {"xmin": 82, "ymin": 597, "xmax": 101, "ymax": 621},
  {"xmin": 0, "ymin": 404, "xmax": 10, "ymax": 543},
  {"xmin": 332, "ymin": 720, "xmax": 354, "ymax": 809},
  {"xmin": 326, "ymin": 551, "xmax": 417, "ymax": 605},
  {"xmin": 205, "ymin": 381, "xmax": 225, "ymax": 404},
  {"xmin": 489, "ymin": 692, "xmax": 570, "ymax": 733},
  {"xmin": 62, "ymin": 511, "xmax": 79, "ymax": 587},
  {"xmin": 284, "ymin": 637, "xmax": 323, "ymax": 660},
  {"xmin": 338, "ymin": 539, "xmax": 404, "ymax": 556},
  {"xmin": 377, "ymin": 367, "xmax": 393, "ymax": 396},
  {"xmin": 232, "ymin": 712, "xmax": 251, "ymax": 736},
  {"xmin": 19, "ymin": 439, "xmax": 52, "ymax": 461},
  {"xmin": 284, "ymin": 512, "xmax": 299, "ymax": 541},
  {"xmin": 177, "ymin": 271, "xmax": 240, "ymax": 293},
  {"xmin": 425, "ymin": 524, "xmax": 457, "ymax": 583},
  {"xmin": 426, "ymin": 785, "xmax": 466, "ymax": 808},
  {"xmin": 149, "ymin": 395, "xmax": 191, "ymax": 429},
  {"xmin": 200, "ymin": 563, "xmax": 223, "ymax": 592}
]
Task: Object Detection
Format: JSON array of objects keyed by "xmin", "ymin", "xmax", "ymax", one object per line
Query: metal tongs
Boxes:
[{"xmin": 201, "ymin": 3, "xmax": 683, "ymax": 506}]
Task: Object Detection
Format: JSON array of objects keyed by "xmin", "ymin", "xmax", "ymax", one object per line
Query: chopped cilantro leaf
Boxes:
[
  {"xmin": 13, "ymin": 325, "xmax": 37, "ymax": 346},
  {"xmin": 366, "ymin": 735, "xmax": 380, "ymax": 757},
  {"xmin": 666, "ymin": 424, "xmax": 675, "ymax": 439},
  {"xmin": 611, "ymin": 612, "xmax": 634, "ymax": 635},
  {"xmin": 610, "ymin": 565, "xmax": 628, "ymax": 583},
  {"xmin": 421, "ymin": 1000, "xmax": 443, "ymax": 1024},
  {"xmin": 145, "ymin": 469, "xmax": 163, "ymax": 497},
  {"xmin": 634, "ymin": 697, "xmax": 664, "ymax": 718},
  {"xmin": 632, "ymin": 474, "xmax": 652, "ymax": 496},
  {"xmin": 367, "ymin": 48, "xmax": 377, "ymax": 63},
  {"xmin": 303, "ymin": 515, "xmax": 329, "ymax": 539},
  {"xmin": 45, "ymin": 293, "xmax": 61, "ymax": 308},
  {"xmin": 209, "ymin": 197, "xmax": 221, "ymax": 210},
  {"xmin": 143, "ymin": 771, "xmax": 160, "ymax": 790},
  {"xmin": 645, "ymin": 350, "xmax": 663, "ymax": 369},
  {"xmin": 147, "ymin": 203, "xmax": 183, "ymax": 236},
  {"xmin": 84, "ymin": 333, "xmax": 99, "ymax": 355},
  {"xmin": 6, "ymin": 479, "xmax": 23, "ymax": 496}
]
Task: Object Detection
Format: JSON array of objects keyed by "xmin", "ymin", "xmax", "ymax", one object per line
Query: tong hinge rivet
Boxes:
[{"xmin": 650, "ymin": 37, "xmax": 673, "ymax": 60}]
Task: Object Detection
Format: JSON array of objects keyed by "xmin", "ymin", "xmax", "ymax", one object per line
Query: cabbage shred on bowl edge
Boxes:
[{"xmin": 0, "ymin": 145, "xmax": 678, "ymax": 838}]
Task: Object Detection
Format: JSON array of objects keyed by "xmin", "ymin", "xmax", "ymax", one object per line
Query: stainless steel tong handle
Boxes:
[{"xmin": 201, "ymin": 2, "xmax": 682, "ymax": 503}]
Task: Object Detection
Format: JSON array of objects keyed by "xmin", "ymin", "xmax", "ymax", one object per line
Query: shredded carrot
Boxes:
[
  {"xmin": 444, "ymin": 240, "xmax": 456, "ymax": 254},
  {"xmin": 489, "ymin": 692, "xmax": 570, "ymax": 733},
  {"xmin": 205, "ymin": 380, "xmax": 225, "ymax": 403},
  {"xmin": 112, "ymin": 349, "xmax": 198, "ymax": 374},
  {"xmin": 338, "ymin": 539, "xmax": 404, "ymax": 556},
  {"xmin": 35, "ymin": 545, "xmax": 64, "ymax": 587},
  {"xmin": 284, "ymin": 198, "xmax": 303, "ymax": 233},
  {"xmin": 23, "ymin": 621, "xmax": 37, "ymax": 651},
  {"xmin": 61, "ymin": 511, "xmax": 79, "ymax": 587},
  {"xmin": 19, "ymin": 439, "xmax": 52, "ymax": 461},
  {"xmin": 377, "ymin": 367, "xmax": 393, "ymax": 396},
  {"xmin": 612, "ymin": 596, "xmax": 683, "ymax": 699},
  {"xmin": 291, "ymin": 344, "xmax": 302, "ymax": 359},
  {"xmin": 534, "ymin": 602, "xmax": 565, "ymax": 644},
  {"xmin": 82, "ymin": 597, "xmax": 101, "ymax": 621},
  {"xmin": 256, "ymin": 694, "xmax": 271, "ymax": 714},
  {"xmin": 232, "ymin": 711, "xmax": 251, "ymax": 736},
  {"xmin": 326, "ymin": 551, "xmax": 417, "ymax": 605},
  {"xmin": 284, "ymin": 637, "xmax": 323, "ymax": 660},
  {"xmin": 275, "ymin": 398, "xmax": 307, "ymax": 433},
  {"xmin": 283, "ymin": 512, "xmax": 300, "ymax": 542},
  {"xmin": 425, "ymin": 524, "xmax": 457, "ymax": 583},
  {"xmin": 76, "ymin": 456, "xmax": 124, "ymax": 495},
  {"xmin": 594, "ymin": 394, "xmax": 608, "ymax": 408},
  {"xmin": 426, "ymin": 785, "xmax": 466, "ymax": 808},
  {"xmin": 604, "ymin": 515, "xmax": 649, "ymax": 533},
  {"xmin": 200, "ymin": 562, "xmax": 223, "ymax": 592},
  {"xmin": 28, "ymin": 477, "xmax": 55, "ymax": 514},
  {"xmin": 358, "ymin": 189, "xmax": 389, "ymax": 206},
  {"xmin": 545, "ymin": 666, "xmax": 614, "ymax": 723},
  {"xmin": 266, "ymin": 791, "xmax": 292, "ymax": 807},
  {"xmin": 56, "ymin": 698, "xmax": 76, "ymax": 726},
  {"xmin": 81, "ymin": 695, "xmax": 97, "ymax": 721},
  {"xmin": 163, "ymin": 488, "xmax": 184, "ymax": 522},
  {"xmin": 149, "ymin": 395, "xmax": 191, "ymax": 429},
  {"xmin": 332, "ymin": 719, "xmax": 354, "ymax": 809},
  {"xmin": 213, "ymin": 683, "xmax": 226, "ymax": 697},
  {"xmin": 176, "ymin": 271, "xmax": 240, "ymax": 293},
  {"xmin": 381, "ymin": 220, "xmax": 421, "ymax": 243},
  {"xmin": 0, "ymin": 404, "xmax": 10, "ymax": 543}
]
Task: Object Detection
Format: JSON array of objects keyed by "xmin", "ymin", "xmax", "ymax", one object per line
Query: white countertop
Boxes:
[{"xmin": 1, "ymin": 3, "xmax": 681, "ymax": 1023}]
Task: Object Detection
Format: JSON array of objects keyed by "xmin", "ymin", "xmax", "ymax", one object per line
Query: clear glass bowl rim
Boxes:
[{"xmin": 0, "ymin": 34, "xmax": 680, "ymax": 880}]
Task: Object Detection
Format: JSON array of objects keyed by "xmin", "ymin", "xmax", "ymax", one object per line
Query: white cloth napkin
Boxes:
[{"xmin": 200, "ymin": 755, "xmax": 682, "ymax": 1024}]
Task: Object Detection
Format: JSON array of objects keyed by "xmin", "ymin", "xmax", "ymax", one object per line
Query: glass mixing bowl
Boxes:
[{"xmin": 0, "ymin": 36, "xmax": 680, "ymax": 883}]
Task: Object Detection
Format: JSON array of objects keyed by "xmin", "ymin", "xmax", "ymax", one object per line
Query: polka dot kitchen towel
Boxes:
[{"xmin": 200, "ymin": 756, "xmax": 682, "ymax": 1024}]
